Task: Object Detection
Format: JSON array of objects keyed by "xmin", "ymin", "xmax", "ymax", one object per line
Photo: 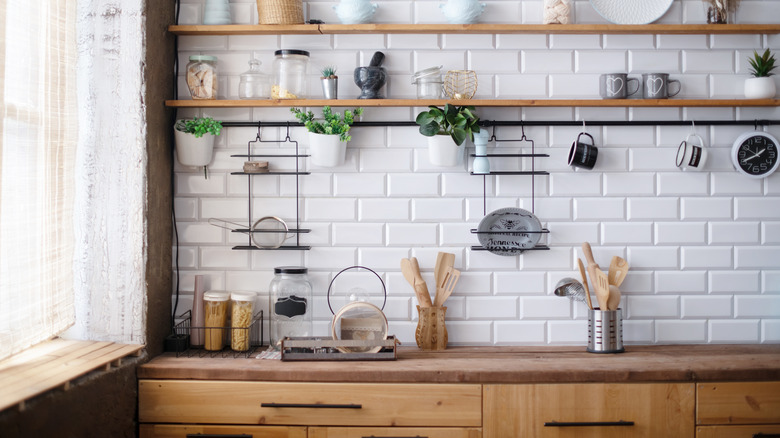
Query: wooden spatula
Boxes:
[
  {"xmin": 410, "ymin": 257, "xmax": 432, "ymax": 307},
  {"xmin": 607, "ymin": 285, "xmax": 621, "ymax": 311},
  {"xmin": 434, "ymin": 252, "xmax": 455, "ymax": 292},
  {"xmin": 434, "ymin": 267, "xmax": 460, "ymax": 307},
  {"xmin": 577, "ymin": 258, "xmax": 593, "ymax": 310},
  {"xmin": 594, "ymin": 269, "xmax": 610, "ymax": 311},
  {"xmin": 401, "ymin": 258, "xmax": 429, "ymax": 307}
]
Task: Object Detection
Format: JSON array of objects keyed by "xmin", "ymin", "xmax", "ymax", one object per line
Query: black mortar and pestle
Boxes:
[{"xmin": 354, "ymin": 51, "xmax": 387, "ymax": 99}]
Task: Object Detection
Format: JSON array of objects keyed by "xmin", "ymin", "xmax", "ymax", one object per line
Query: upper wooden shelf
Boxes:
[
  {"xmin": 166, "ymin": 98, "xmax": 780, "ymax": 108},
  {"xmin": 169, "ymin": 23, "xmax": 780, "ymax": 36}
]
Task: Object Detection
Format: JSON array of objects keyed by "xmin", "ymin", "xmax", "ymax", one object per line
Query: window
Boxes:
[{"xmin": 0, "ymin": 0, "xmax": 78, "ymax": 360}]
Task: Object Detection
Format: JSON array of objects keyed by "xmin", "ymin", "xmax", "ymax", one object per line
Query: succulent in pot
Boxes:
[
  {"xmin": 745, "ymin": 48, "xmax": 777, "ymax": 99},
  {"xmin": 415, "ymin": 104, "xmax": 480, "ymax": 167},
  {"xmin": 321, "ymin": 65, "xmax": 338, "ymax": 99},
  {"xmin": 174, "ymin": 117, "xmax": 223, "ymax": 177},
  {"xmin": 291, "ymin": 106, "xmax": 363, "ymax": 167}
]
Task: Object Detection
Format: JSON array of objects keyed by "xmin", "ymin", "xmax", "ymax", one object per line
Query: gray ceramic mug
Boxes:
[
  {"xmin": 599, "ymin": 73, "xmax": 639, "ymax": 99},
  {"xmin": 642, "ymin": 73, "xmax": 681, "ymax": 99}
]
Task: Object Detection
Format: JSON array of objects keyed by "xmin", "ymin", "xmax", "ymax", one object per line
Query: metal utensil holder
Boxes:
[{"xmin": 587, "ymin": 308, "xmax": 624, "ymax": 354}]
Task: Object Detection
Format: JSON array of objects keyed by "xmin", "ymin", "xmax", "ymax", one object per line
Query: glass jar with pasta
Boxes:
[
  {"xmin": 203, "ymin": 291, "xmax": 229, "ymax": 351},
  {"xmin": 230, "ymin": 291, "xmax": 256, "ymax": 351}
]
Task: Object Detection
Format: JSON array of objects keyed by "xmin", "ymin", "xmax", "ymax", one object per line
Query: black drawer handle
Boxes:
[
  {"xmin": 544, "ymin": 420, "xmax": 635, "ymax": 427},
  {"xmin": 363, "ymin": 436, "xmax": 427, "ymax": 438},
  {"xmin": 754, "ymin": 434, "xmax": 780, "ymax": 438},
  {"xmin": 261, "ymin": 402, "xmax": 362, "ymax": 409},
  {"xmin": 186, "ymin": 434, "xmax": 252, "ymax": 438}
]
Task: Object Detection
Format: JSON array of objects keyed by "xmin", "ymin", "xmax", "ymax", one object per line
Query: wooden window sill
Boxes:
[{"xmin": 0, "ymin": 339, "xmax": 144, "ymax": 412}]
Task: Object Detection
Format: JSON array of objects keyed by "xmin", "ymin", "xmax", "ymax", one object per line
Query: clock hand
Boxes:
[{"xmin": 742, "ymin": 148, "xmax": 766, "ymax": 163}]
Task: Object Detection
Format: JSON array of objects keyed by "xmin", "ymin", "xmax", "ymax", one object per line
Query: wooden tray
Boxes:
[{"xmin": 281, "ymin": 336, "xmax": 398, "ymax": 361}]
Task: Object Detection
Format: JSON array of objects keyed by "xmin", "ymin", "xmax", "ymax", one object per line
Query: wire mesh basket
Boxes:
[{"xmin": 172, "ymin": 310, "xmax": 264, "ymax": 358}]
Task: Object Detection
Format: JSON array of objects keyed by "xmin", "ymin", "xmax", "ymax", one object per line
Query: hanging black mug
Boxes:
[{"xmin": 568, "ymin": 132, "xmax": 598, "ymax": 170}]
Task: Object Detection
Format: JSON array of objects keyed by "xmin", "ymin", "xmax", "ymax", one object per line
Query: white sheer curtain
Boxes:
[{"xmin": 0, "ymin": 0, "xmax": 78, "ymax": 361}]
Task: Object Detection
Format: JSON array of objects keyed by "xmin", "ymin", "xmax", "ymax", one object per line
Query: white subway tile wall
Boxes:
[{"xmin": 172, "ymin": 0, "xmax": 780, "ymax": 346}]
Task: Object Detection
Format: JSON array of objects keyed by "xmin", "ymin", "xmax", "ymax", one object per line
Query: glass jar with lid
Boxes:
[
  {"xmin": 412, "ymin": 65, "xmax": 443, "ymax": 99},
  {"xmin": 203, "ymin": 290, "xmax": 229, "ymax": 351},
  {"xmin": 272, "ymin": 49, "xmax": 309, "ymax": 99},
  {"xmin": 186, "ymin": 55, "xmax": 218, "ymax": 100},
  {"xmin": 230, "ymin": 291, "xmax": 256, "ymax": 351},
  {"xmin": 268, "ymin": 266, "xmax": 312, "ymax": 348},
  {"xmin": 238, "ymin": 58, "xmax": 271, "ymax": 99}
]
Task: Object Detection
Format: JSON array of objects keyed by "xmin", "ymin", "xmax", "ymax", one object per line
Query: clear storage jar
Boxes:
[
  {"xmin": 203, "ymin": 291, "xmax": 229, "ymax": 351},
  {"xmin": 269, "ymin": 266, "xmax": 312, "ymax": 348},
  {"xmin": 186, "ymin": 55, "xmax": 218, "ymax": 100},
  {"xmin": 230, "ymin": 291, "xmax": 256, "ymax": 351},
  {"xmin": 412, "ymin": 66, "xmax": 443, "ymax": 99},
  {"xmin": 238, "ymin": 58, "xmax": 270, "ymax": 99},
  {"xmin": 272, "ymin": 49, "xmax": 309, "ymax": 99}
]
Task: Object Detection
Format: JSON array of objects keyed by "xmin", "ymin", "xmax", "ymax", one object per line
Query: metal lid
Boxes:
[
  {"xmin": 412, "ymin": 65, "xmax": 443, "ymax": 83},
  {"xmin": 274, "ymin": 266, "xmax": 308, "ymax": 274},
  {"xmin": 189, "ymin": 55, "xmax": 217, "ymax": 62},
  {"xmin": 274, "ymin": 49, "xmax": 310, "ymax": 57}
]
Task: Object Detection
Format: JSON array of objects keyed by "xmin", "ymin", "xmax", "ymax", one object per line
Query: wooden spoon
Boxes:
[
  {"xmin": 401, "ymin": 258, "xmax": 428, "ymax": 307},
  {"xmin": 607, "ymin": 285, "xmax": 621, "ymax": 311},
  {"xmin": 577, "ymin": 258, "xmax": 593, "ymax": 310},
  {"xmin": 581, "ymin": 241, "xmax": 598, "ymax": 270},
  {"xmin": 410, "ymin": 257, "xmax": 432, "ymax": 307},
  {"xmin": 608, "ymin": 256, "xmax": 629, "ymax": 287}
]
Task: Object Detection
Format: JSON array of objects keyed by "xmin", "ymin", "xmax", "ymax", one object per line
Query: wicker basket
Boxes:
[{"xmin": 257, "ymin": 0, "xmax": 305, "ymax": 24}]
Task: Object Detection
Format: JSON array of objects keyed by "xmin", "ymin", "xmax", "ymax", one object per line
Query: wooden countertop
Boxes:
[{"xmin": 138, "ymin": 345, "xmax": 780, "ymax": 384}]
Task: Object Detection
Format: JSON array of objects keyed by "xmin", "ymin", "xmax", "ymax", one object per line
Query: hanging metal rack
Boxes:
[
  {"xmin": 221, "ymin": 119, "xmax": 780, "ymax": 128},
  {"xmin": 229, "ymin": 122, "xmax": 311, "ymax": 251}
]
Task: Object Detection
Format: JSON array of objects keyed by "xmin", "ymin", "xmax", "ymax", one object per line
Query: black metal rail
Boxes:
[{"xmin": 221, "ymin": 119, "xmax": 780, "ymax": 128}]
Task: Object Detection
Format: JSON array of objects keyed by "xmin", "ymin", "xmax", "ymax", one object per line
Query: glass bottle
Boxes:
[{"xmin": 268, "ymin": 266, "xmax": 312, "ymax": 349}]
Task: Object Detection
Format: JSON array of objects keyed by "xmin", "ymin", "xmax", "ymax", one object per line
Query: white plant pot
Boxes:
[
  {"xmin": 427, "ymin": 134, "xmax": 463, "ymax": 167},
  {"xmin": 309, "ymin": 132, "xmax": 347, "ymax": 167},
  {"xmin": 744, "ymin": 77, "xmax": 777, "ymax": 99},
  {"xmin": 174, "ymin": 130, "xmax": 216, "ymax": 167}
]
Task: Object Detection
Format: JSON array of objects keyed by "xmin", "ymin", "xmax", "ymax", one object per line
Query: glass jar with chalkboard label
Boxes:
[{"xmin": 269, "ymin": 266, "xmax": 312, "ymax": 349}]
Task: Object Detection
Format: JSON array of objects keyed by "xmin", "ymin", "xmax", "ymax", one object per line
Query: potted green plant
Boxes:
[
  {"xmin": 321, "ymin": 66, "xmax": 338, "ymax": 99},
  {"xmin": 745, "ymin": 48, "xmax": 777, "ymax": 99},
  {"xmin": 415, "ymin": 104, "xmax": 480, "ymax": 167},
  {"xmin": 174, "ymin": 117, "xmax": 223, "ymax": 174},
  {"xmin": 291, "ymin": 106, "xmax": 363, "ymax": 167}
]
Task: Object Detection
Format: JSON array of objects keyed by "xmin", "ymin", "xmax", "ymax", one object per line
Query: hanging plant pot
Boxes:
[
  {"xmin": 744, "ymin": 77, "xmax": 777, "ymax": 99},
  {"xmin": 309, "ymin": 132, "xmax": 347, "ymax": 167},
  {"xmin": 427, "ymin": 134, "xmax": 463, "ymax": 167},
  {"xmin": 174, "ymin": 130, "xmax": 216, "ymax": 167}
]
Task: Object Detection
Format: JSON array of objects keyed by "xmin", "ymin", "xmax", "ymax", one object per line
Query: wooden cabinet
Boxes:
[
  {"xmin": 309, "ymin": 427, "xmax": 482, "ymax": 438},
  {"xmin": 139, "ymin": 380, "xmax": 482, "ymax": 427},
  {"xmin": 139, "ymin": 424, "xmax": 307, "ymax": 438},
  {"xmin": 697, "ymin": 382, "xmax": 780, "ymax": 438},
  {"xmin": 483, "ymin": 383, "xmax": 695, "ymax": 438}
]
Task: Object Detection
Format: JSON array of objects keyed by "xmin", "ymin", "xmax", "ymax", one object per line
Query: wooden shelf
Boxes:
[
  {"xmin": 169, "ymin": 23, "xmax": 780, "ymax": 36},
  {"xmin": 166, "ymin": 98, "xmax": 780, "ymax": 108}
]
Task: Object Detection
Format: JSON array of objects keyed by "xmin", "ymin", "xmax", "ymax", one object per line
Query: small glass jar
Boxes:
[
  {"xmin": 203, "ymin": 291, "xmax": 229, "ymax": 351},
  {"xmin": 230, "ymin": 291, "xmax": 256, "ymax": 351},
  {"xmin": 269, "ymin": 266, "xmax": 312, "ymax": 349},
  {"xmin": 412, "ymin": 66, "xmax": 443, "ymax": 99},
  {"xmin": 272, "ymin": 49, "xmax": 309, "ymax": 99},
  {"xmin": 186, "ymin": 55, "xmax": 218, "ymax": 100},
  {"xmin": 238, "ymin": 58, "xmax": 271, "ymax": 99}
]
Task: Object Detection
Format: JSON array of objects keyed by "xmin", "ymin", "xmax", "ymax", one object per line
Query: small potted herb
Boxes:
[
  {"xmin": 291, "ymin": 106, "xmax": 363, "ymax": 167},
  {"xmin": 745, "ymin": 49, "xmax": 777, "ymax": 99},
  {"xmin": 174, "ymin": 117, "xmax": 223, "ymax": 176},
  {"xmin": 321, "ymin": 66, "xmax": 338, "ymax": 99},
  {"xmin": 415, "ymin": 104, "xmax": 480, "ymax": 167}
]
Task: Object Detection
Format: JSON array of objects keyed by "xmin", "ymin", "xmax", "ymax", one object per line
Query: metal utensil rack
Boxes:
[
  {"xmin": 230, "ymin": 123, "xmax": 311, "ymax": 250},
  {"xmin": 469, "ymin": 122, "xmax": 550, "ymax": 253},
  {"xmin": 172, "ymin": 310, "xmax": 265, "ymax": 358}
]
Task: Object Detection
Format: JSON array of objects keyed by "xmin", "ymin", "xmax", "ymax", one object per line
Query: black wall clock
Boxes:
[{"xmin": 731, "ymin": 131, "xmax": 779, "ymax": 179}]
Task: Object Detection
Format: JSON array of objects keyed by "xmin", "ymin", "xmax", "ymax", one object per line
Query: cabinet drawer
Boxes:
[
  {"xmin": 697, "ymin": 382, "xmax": 780, "ymax": 425},
  {"xmin": 309, "ymin": 427, "xmax": 481, "ymax": 438},
  {"xmin": 483, "ymin": 383, "xmax": 694, "ymax": 438},
  {"xmin": 697, "ymin": 425, "xmax": 780, "ymax": 438},
  {"xmin": 139, "ymin": 424, "xmax": 306, "ymax": 438},
  {"xmin": 139, "ymin": 380, "xmax": 481, "ymax": 427}
]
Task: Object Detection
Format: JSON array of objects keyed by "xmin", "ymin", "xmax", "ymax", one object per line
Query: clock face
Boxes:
[{"xmin": 732, "ymin": 132, "xmax": 780, "ymax": 179}]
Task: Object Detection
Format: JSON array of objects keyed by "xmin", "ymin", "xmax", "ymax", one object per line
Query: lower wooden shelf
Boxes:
[{"xmin": 166, "ymin": 98, "xmax": 780, "ymax": 108}]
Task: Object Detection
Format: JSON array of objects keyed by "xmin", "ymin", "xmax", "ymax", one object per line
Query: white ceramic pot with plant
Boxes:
[
  {"xmin": 745, "ymin": 48, "xmax": 777, "ymax": 99},
  {"xmin": 415, "ymin": 104, "xmax": 480, "ymax": 167},
  {"xmin": 174, "ymin": 117, "xmax": 223, "ymax": 175},
  {"xmin": 291, "ymin": 106, "xmax": 363, "ymax": 167}
]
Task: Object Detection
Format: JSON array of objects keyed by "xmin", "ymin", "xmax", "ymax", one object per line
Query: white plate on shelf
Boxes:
[
  {"xmin": 477, "ymin": 207, "xmax": 543, "ymax": 256},
  {"xmin": 589, "ymin": 0, "xmax": 674, "ymax": 24}
]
